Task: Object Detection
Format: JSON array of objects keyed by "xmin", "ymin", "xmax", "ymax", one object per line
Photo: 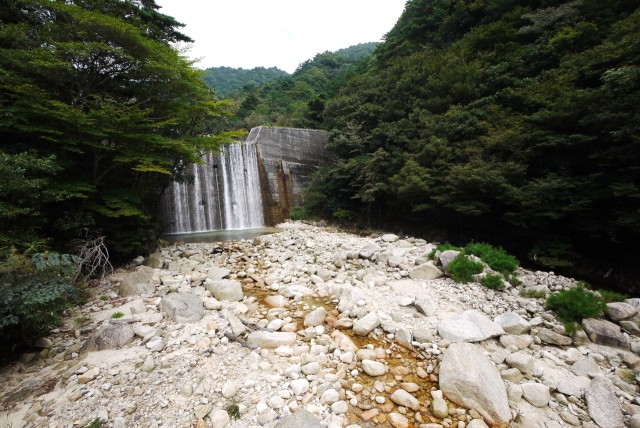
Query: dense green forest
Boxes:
[
  {"xmin": 0, "ymin": 0, "xmax": 242, "ymax": 259},
  {"xmin": 0, "ymin": 0, "xmax": 242, "ymax": 349},
  {"xmin": 202, "ymin": 66, "xmax": 287, "ymax": 98},
  {"xmin": 302, "ymin": 0, "xmax": 639, "ymax": 290},
  {"xmin": 228, "ymin": 42, "xmax": 379, "ymax": 129}
]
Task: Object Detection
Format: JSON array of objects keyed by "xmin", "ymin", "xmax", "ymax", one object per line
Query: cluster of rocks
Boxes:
[{"xmin": 1, "ymin": 221, "xmax": 639, "ymax": 428}]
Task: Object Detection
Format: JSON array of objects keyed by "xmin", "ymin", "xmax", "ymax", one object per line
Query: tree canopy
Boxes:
[
  {"xmin": 0, "ymin": 0, "xmax": 241, "ymax": 260},
  {"xmin": 202, "ymin": 66, "xmax": 288, "ymax": 98},
  {"xmin": 303, "ymin": 0, "xmax": 640, "ymax": 289},
  {"xmin": 227, "ymin": 43, "xmax": 380, "ymax": 130}
]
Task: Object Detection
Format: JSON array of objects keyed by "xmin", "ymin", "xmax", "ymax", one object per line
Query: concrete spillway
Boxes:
[{"xmin": 161, "ymin": 126, "xmax": 327, "ymax": 233}]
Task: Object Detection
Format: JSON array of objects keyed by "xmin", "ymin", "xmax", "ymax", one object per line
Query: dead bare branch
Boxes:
[{"xmin": 72, "ymin": 230, "xmax": 113, "ymax": 284}]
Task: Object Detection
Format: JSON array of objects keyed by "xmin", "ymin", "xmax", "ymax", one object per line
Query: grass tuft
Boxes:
[
  {"xmin": 464, "ymin": 242, "xmax": 518, "ymax": 275},
  {"xmin": 546, "ymin": 285, "xmax": 606, "ymax": 333},
  {"xmin": 481, "ymin": 273, "xmax": 504, "ymax": 290},
  {"xmin": 448, "ymin": 255, "xmax": 484, "ymax": 283}
]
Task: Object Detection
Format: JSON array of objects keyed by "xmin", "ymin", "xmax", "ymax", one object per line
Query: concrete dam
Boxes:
[{"xmin": 161, "ymin": 126, "xmax": 328, "ymax": 234}]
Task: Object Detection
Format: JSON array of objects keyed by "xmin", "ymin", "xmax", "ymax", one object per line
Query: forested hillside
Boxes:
[
  {"xmin": 201, "ymin": 66, "xmax": 287, "ymax": 98},
  {"xmin": 230, "ymin": 42, "xmax": 379, "ymax": 129},
  {"xmin": 304, "ymin": 0, "xmax": 640, "ymax": 289}
]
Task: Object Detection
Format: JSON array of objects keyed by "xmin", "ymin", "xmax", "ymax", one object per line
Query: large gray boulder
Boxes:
[
  {"xmin": 537, "ymin": 328, "xmax": 572, "ymax": 346},
  {"xmin": 521, "ymin": 382, "xmax": 550, "ymax": 408},
  {"xmin": 571, "ymin": 357, "xmax": 601, "ymax": 377},
  {"xmin": 81, "ymin": 324, "xmax": 134, "ymax": 353},
  {"xmin": 494, "ymin": 312, "xmax": 531, "ymax": 335},
  {"xmin": 353, "ymin": 312, "xmax": 381, "ymax": 336},
  {"xmin": 362, "ymin": 360, "xmax": 387, "ymax": 376},
  {"xmin": 625, "ymin": 298, "xmax": 640, "ymax": 310},
  {"xmin": 205, "ymin": 279, "xmax": 244, "ymax": 302},
  {"xmin": 161, "ymin": 292, "xmax": 204, "ymax": 323},
  {"xmin": 304, "ymin": 307, "xmax": 326, "ymax": 327},
  {"xmin": 438, "ymin": 250, "xmax": 461, "ymax": 274},
  {"xmin": 438, "ymin": 310, "xmax": 505, "ymax": 343},
  {"xmin": 620, "ymin": 320, "xmax": 640, "ymax": 336},
  {"xmin": 585, "ymin": 377, "xmax": 624, "ymax": 428},
  {"xmin": 540, "ymin": 365, "xmax": 591, "ymax": 397},
  {"xmin": 274, "ymin": 409, "xmax": 322, "ymax": 428},
  {"xmin": 358, "ymin": 244, "xmax": 379, "ymax": 260},
  {"xmin": 381, "ymin": 233, "xmax": 399, "ymax": 243},
  {"xmin": 247, "ymin": 331, "xmax": 296, "ymax": 348},
  {"xmin": 415, "ymin": 296, "xmax": 437, "ymax": 317},
  {"xmin": 222, "ymin": 310, "xmax": 246, "ymax": 336},
  {"xmin": 505, "ymin": 351, "xmax": 534, "ymax": 375},
  {"xmin": 207, "ymin": 266, "xmax": 230, "ymax": 281},
  {"xmin": 144, "ymin": 253, "xmax": 164, "ymax": 269},
  {"xmin": 605, "ymin": 302, "xmax": 637, "ymax": 321},
  {"xmin": 440, "ymin": 342, "xmax": 511, "ymax": 427},
  {"xmin": 390, "ymin": 389, "xmax": 420, "ymax": 410},
  {"xmin": 118, "ymin": 266, "xmax": 155, "ymax": 297},
  {"xmin": 582, "ymin": 318, "xmax": 630, "ymax": 350},
  {"xmin": 409, "ymin": 262, "xmax": 444, "ymax": 280},
  {"xmin": 387, "ymin": 254, "xmax": 404, "ymax": 268}
]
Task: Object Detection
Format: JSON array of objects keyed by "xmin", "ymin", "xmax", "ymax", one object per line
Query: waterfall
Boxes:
[
  {"xmin": 221, "ymin": 141, "xmax": 264, "ymax": 229},
  {"xmin": 161, "ymin": 141, "xmax": 264, "ymax": 234}
]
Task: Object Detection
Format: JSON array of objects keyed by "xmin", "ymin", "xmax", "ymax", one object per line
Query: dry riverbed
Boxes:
[{"xmin": 1, "ymin": 221, "xmax": 639, "ymax": 428}]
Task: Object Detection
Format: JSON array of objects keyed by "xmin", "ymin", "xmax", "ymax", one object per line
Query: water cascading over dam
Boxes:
[
  {"xmin": 161, "ymin": 127, "xmax": 328, "ymax": 234},
  {"xmin": 161, "ymin": 141, "xmax": 264, "ymax": 233}
]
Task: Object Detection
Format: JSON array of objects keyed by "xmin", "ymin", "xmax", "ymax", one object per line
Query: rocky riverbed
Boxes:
[{"xmin": 1, "ymin": 222, "xmax": 639, "ymax": 428}]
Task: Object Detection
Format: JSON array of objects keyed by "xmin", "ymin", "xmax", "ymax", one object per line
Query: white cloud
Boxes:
[{"xmin": 156, "ymin": 0, "xmax": 407, "ymax": 73}]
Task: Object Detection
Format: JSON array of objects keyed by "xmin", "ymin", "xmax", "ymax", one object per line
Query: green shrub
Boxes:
[
  {"xmin": 0, "ymin": 251, "xmax": 80, "ymax": 351},
  {"xmin": 226, "ymin": 402, "xmax": 240, "ymax": 420},
  {"xmin": 289, "ymin": 206, "xmax": 312, "ymax": 221},
  {"xmin": 481, "ymin": 273, "xmax": 504, "ymax": 290},
  {"xmin": 85, "ymin": 419, "xmax": 105, "ymax": 428},
  {"xmin": 507, "ymin": 274, "xmax": 522, "ymax": 287},
  {"xmin": 598, "ymin": 290, "xmax": 627, "ymax": 303},
  {"xmin": 545, "ymin": 285, "xmax": 606, "ymax": 333},
  {"xmin": 428, "ymin": 243, "xmax": 462, "ymax": 260},
  {"xmin": 464, "ymin": 242, "xmax": 518, "ymax": 275},
  {"xmin": 576, "ymin": 280, "xmax": 592, "ymax": 289},
  {"xmin": 520, "ymin": 289, "xmax": 546, "ymax": 299},
  {"xmin": 448, "ymin": 255, "xmax": 484, "ymax": 283},
  {"xmin": 332, "ymin": 208, "xmax": 354, "ymax": 220},
  {"xmin": 111, "ymin": 312, "xmax": 124, "ymax": 319}
]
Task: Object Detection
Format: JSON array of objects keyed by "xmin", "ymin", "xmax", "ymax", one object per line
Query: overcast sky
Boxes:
[{"xmin": 155, "ymin": 0, "xmax": 407, "ymax": 73}]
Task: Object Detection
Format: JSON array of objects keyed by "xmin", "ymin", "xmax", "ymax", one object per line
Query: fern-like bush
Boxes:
[
  {"xmin": 464, "ymin": 242, "xmax": 519, "ymax": 275},
  {"xmin": 545, "ymin": 285, "xmax": 606, "ymax": 333},
  {"xmin": 448, "ymin": 255, "xmax": 484, "ymax": 283},
  {"xmin": 481, "ymin": 273, "xmax": 504, "ymax": 290},
  {"xmin": 0, "ymin": 251, "xmax": 80, "ymax": 352}
]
